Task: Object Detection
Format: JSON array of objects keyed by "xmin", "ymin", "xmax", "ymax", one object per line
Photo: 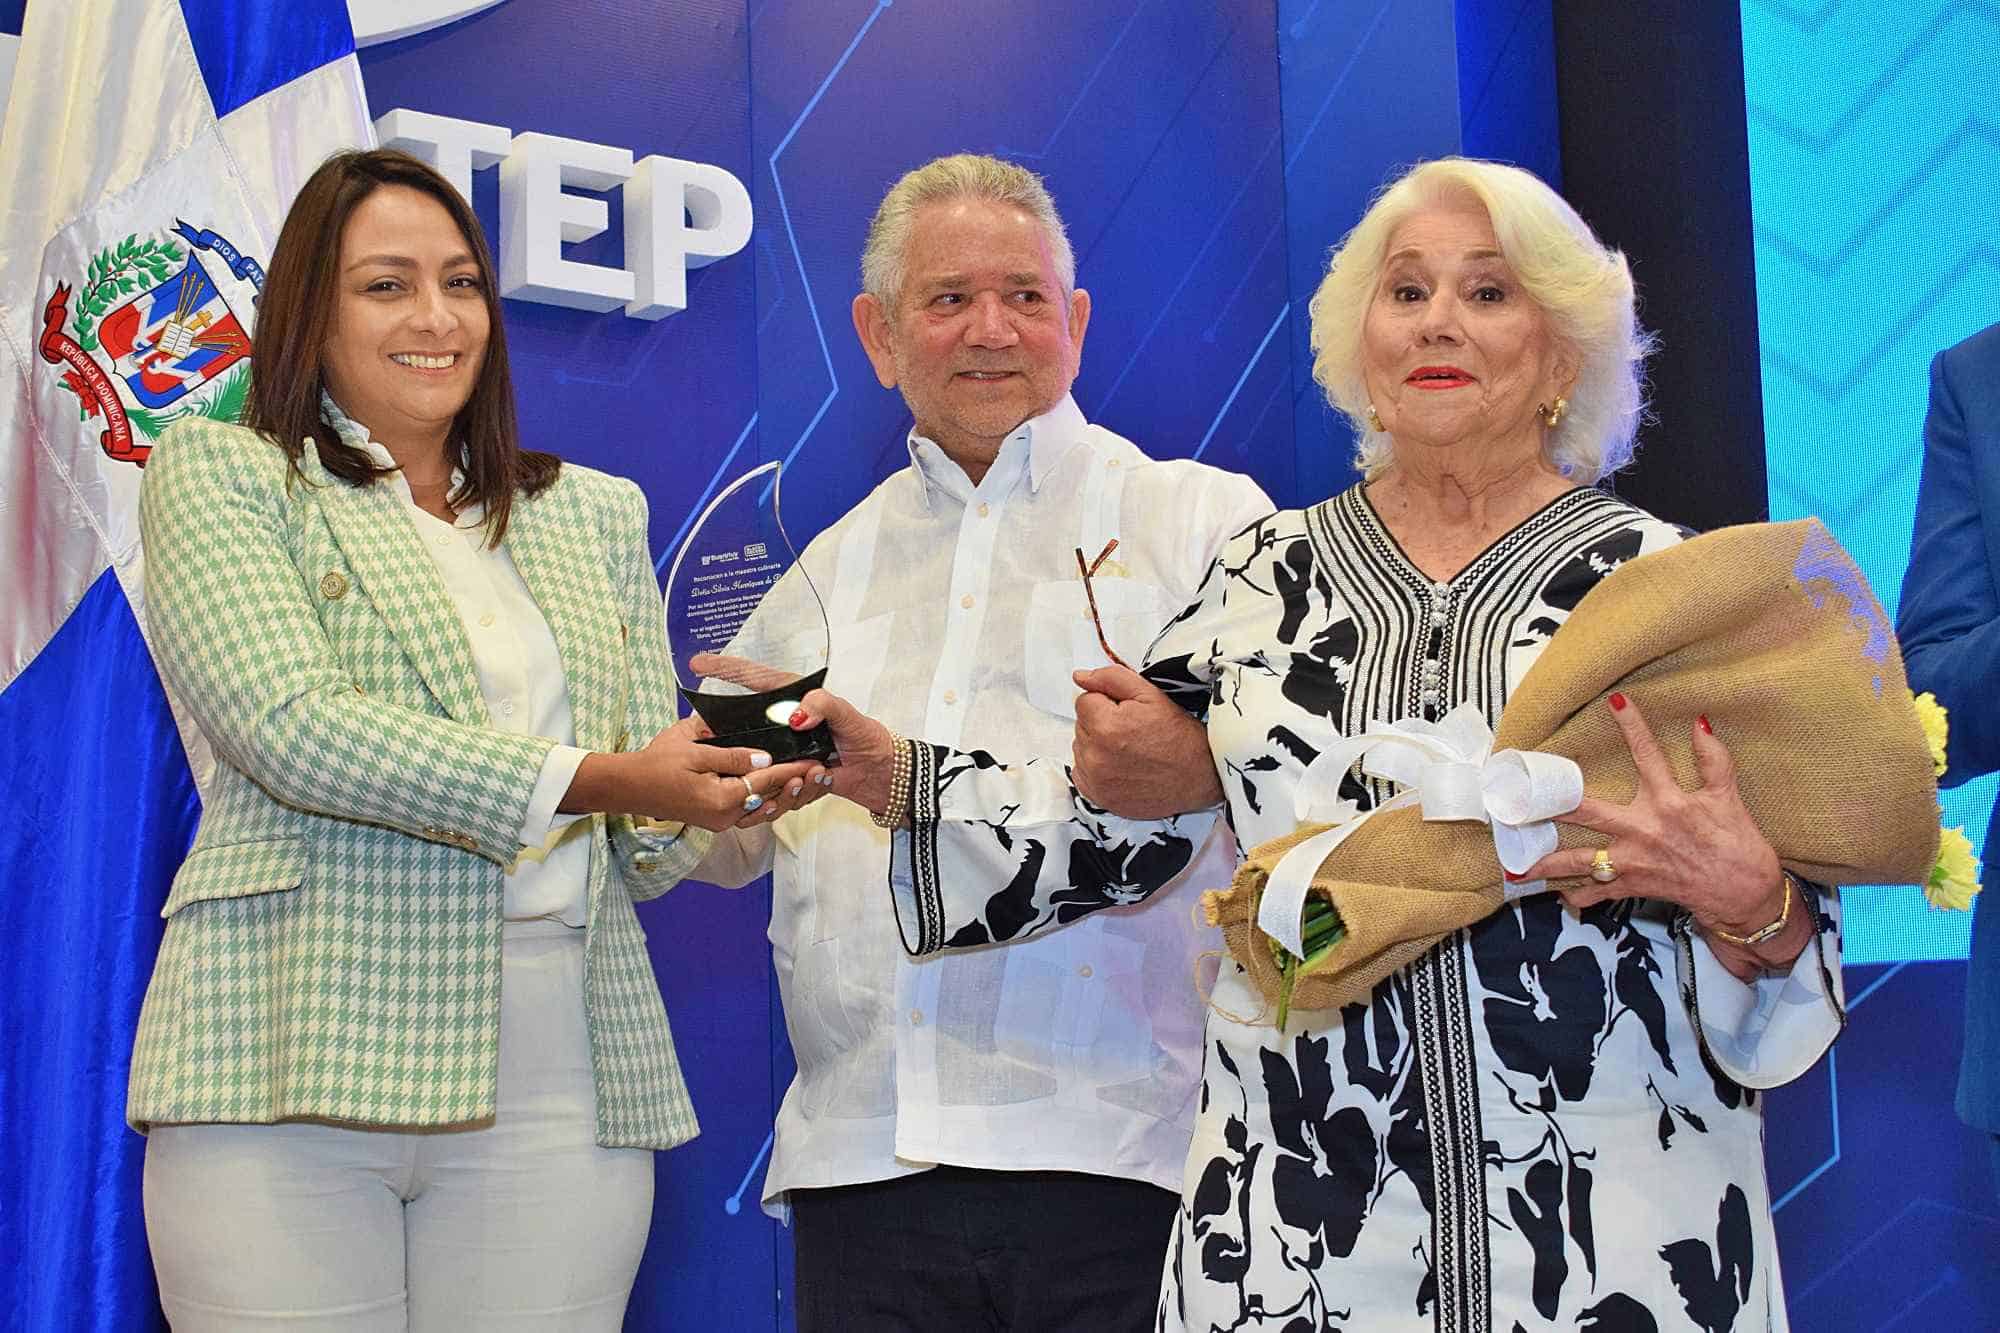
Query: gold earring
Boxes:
[
  {"xmin": 1365, "ymin": 404, "xmax": 1384, "ymax": 433},
  {"xmin": 1539, "ymin": 396, "xmax": 1568, "ymax": 429}
]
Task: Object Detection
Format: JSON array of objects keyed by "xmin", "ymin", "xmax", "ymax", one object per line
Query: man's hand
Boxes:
[{"xmin": 1070, "ymin": 665, "xmax": 1222, "ymax": 818}]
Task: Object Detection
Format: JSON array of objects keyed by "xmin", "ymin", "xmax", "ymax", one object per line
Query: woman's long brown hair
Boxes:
[{"xmin": 244, "ymin": 148, "xmax": 557, "ymax": 543}]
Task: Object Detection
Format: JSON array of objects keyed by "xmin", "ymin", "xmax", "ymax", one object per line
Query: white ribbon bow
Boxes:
[{"xmin": 1256, "ymin": 702, "xmax": 1583, "ymax": 958}]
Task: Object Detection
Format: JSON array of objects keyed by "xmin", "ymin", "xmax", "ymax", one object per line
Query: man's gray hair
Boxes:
[{"xmin": 860, "ymin": 153, "xmax": 1076, "ymax": 306}]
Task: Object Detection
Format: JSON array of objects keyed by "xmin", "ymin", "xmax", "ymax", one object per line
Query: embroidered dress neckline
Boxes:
[{"xmin": 1344, "ymin": 482, "xmax": 1596, "ymax": 594}]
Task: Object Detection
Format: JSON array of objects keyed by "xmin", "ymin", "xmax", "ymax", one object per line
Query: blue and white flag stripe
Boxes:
[
  {"xmin": 0, "ymin": 0, "xmax": 370, "ymax": 699},
  {"xmin": 0, "ymin": 3, "xmax": 371, "ymax": 1325}
]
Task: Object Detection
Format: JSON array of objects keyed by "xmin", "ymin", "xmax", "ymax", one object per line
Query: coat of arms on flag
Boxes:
[{"xmin": 36, "ymin": 221, "xmax": 264, "ymax": 467}]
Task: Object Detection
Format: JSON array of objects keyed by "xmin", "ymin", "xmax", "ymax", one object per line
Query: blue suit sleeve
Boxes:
[{"xmin": 1896, "ymin": 346, "xmax": 2000, "ymax": 787}]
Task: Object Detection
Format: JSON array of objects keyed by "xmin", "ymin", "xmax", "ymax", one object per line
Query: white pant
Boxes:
[{"xmin": 144, "ymin": 923, "xmax": 654, "ymax": 1331}]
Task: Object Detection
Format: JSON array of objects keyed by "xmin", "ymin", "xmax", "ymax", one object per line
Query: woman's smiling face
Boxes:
[
  {"xmin": 319, "ymin": 183, "xmax": 491, "ymax": 454},
  {"xmin": 1361, "ymin": 197, "xmax": 1571, "ymax": 459}
]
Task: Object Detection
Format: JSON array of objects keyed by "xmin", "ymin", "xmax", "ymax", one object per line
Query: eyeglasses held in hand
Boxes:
[{"xmin": 1074, "ymin": 539, "xmax": 1130, "ymax": 670}]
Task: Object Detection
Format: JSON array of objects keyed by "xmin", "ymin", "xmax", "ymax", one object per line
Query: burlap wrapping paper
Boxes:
[{"xmin": 1204, "ymin": 518, "xmax": 1942, "ymax": 1020}]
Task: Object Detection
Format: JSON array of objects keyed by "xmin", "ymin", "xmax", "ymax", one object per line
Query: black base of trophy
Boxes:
[{"xmin": 687, "ymin": 667, "xmax": 838, "ymax": 763}]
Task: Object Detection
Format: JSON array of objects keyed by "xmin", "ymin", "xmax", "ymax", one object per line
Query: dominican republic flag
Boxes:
[{"xmin": 0, "ymin": 3, "xmax": 371, "ymax": 1325}]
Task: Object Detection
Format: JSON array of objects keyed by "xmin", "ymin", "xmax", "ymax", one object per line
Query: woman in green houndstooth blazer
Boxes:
[{"xmin": 129, "ymin": 150, "xmax": 826, "ymax": 1331}]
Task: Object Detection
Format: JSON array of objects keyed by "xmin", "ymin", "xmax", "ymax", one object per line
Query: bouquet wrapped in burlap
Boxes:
[{"xmin": 1204, "ymin": 518, "xmax": 1943, "ymax": 1020}]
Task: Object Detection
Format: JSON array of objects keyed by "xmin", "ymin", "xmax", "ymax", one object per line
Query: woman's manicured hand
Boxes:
[{"xmin": 1520, "ymin": 693, "xmax": 1812, "ymax": 976}]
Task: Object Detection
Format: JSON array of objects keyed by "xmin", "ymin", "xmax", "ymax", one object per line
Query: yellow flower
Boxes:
[
  {"xmin": 1912, "ymin": 690, "xmax": 1949, "ymax": 779},
  {"xmin": 1925, "ymin": 825, "xmax": 1982, "ymax": 911}
]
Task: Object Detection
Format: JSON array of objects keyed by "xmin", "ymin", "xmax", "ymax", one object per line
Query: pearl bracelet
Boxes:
[{"xmin": 871, "ymin": 735, "xmax": 913, "ymax": 830}]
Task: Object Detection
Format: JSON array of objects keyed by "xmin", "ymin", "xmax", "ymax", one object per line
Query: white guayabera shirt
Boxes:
[{"xmin": 695, "ymin": 395, "xmax": 1272, "ymax": 1217}]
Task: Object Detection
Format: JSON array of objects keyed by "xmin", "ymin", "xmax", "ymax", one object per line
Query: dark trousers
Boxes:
[{"xmin": 790, "ymin": 1165, "xmax": 1180, "ymax": 1332}]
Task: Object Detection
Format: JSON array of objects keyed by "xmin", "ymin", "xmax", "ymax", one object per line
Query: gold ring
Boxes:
[{"xmin": 1590, "ymin": 849, "xmax": 1618, "ymax": 884}]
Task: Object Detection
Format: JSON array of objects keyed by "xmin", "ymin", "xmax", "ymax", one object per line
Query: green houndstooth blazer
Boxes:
[{"xmin": 127, "ymin": 410, "xmax": 712, "ymax": 1149}]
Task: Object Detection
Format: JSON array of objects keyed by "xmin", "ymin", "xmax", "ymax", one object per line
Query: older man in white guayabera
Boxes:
[{"xmin": 689, "ymin": 154, "xmax": 1271, "ymax": 1331}]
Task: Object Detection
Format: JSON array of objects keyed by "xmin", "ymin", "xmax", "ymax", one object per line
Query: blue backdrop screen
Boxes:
[{"xmin": 1741, "ymin": 0, "xmax": 1998, "ymax": 964}]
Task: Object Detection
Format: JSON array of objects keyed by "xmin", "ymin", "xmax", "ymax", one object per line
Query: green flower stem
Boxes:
[{"xmin": 1269, "ymin": 896, "xmax": 1348, "ymax": 1028}]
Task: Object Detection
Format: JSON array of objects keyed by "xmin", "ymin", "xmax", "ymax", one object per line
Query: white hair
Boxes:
[
  {"xmin": 860, "ymin": 153, "xmax": 1075, "ymax": 306},
  {"xmin": 1307, "ymin": 157, "xmax": 1654, "ymax": 483}
]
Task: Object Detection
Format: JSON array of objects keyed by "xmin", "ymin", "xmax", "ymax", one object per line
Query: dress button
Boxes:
[
  {"xmin": 943, "ymin": 690, "xmax": 958, "ymax": 705},
  {"xmin": 910, "ymin": 1009, "xmax": 924, "ymax": 1027},
  {"xmin": 1107, "ymin": 458, "xmax": 1121, "ymax": 468},
  {"xmin": 1431, "ymin": 581, "xmax": 1450, "ymax": 598},
  {"xmin": 1078, "ymin": 964, "xmax": 1093, "ymax": 978},
  {"xmin": 1430, "ymin": 610, "xmax": 1448, "ymax": 628},
  {"xmin": 436, "ymin": 534, "xmax": 452, "ymax": 548},
  {"xmin": 502, "ymin": 701, "xmax": 516, "ymax": 717},
  {"xmin": 961, "ymin": 594, "xmax": 975, "ymax": 609},
  {"xmin": 1420, "ymin": 688, "xmax": 1440, "ymax": 705},
  {"xmin": 478, "ymin": 612, "xmax": 496, "ymax": 628},
  {"xmin": 977, "ymin": 503, "xmax": 990, "ymax": 518}
]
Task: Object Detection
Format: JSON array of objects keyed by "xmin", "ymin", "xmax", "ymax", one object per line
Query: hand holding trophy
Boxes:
[
  {"xmin": 624, "ymin": 715, "xmax": 824, "ymax": 831},
  {"xmin": 663, "ymin": 460, "xmax": 839, "ymax": 775}
]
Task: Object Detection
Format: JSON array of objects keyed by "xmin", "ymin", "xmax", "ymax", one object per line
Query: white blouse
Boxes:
[{"xmin": 355, "ymin": 434, "xmax": 591, "ymax": 925}]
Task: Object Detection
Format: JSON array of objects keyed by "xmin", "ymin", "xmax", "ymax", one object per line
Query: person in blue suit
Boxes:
[{"xmin": 1896, "ymin": 319, "xmax": 2000, "ymax": 1193}]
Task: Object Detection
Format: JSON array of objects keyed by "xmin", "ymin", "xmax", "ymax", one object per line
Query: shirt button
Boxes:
[
  {"xmin": 910, "ymin": 1009, "xmax": 924, "ymax": 1027},
  {"xmin": 1107, "ymin": 458, "xmax": 1121, "ymax": 468},
  {"xmin": 478, "ymin": 612, "xmax": 496, "ymax": 628},
  {"xmin": 977, "ymin": 503, "xmax": 990, "ymax": 518},
  {"xmin": 960, "ymin": 594, "xmax": 975, "ymax": 609},
  {"xmin": 1078, "ymin": 964, "xmax": 1093, "ymax": 978},
  {"xmin": 942, "ymin": 690, "xmax": 958, "ymax": 705},
  {"xmin": 502, "ymin": 701, "xmax": 517, "ymax": 717},
  {"xmin": 436, "ymin": 534, "xmax": 452, "ymax": 548}
]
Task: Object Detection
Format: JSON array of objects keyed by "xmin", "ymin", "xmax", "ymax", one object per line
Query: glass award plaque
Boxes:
[{"xmin": 663, "ymin": 461, "xmax": 837, "ymax": 762}]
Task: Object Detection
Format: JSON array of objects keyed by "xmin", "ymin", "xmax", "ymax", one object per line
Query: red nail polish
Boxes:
[
  {"xmin": 1608, "ymin": 692, "xmax": 1628, "ymax": 711},
  {"xmin": 1697, "ymin": 714, "xmax": 1713, "ymax": 735},
  {"xmin": 1504, "ymin": 870, "xmax": 1525, "ymax": 882},
  {"xmin": 789, "ymin": 709, "xmax": 808, "ymax": 728}
]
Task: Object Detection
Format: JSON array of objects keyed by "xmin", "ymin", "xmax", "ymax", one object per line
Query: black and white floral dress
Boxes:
[{"xmin": 890, "ymin": 485, "xmax": 1845, "ymax": 1332}]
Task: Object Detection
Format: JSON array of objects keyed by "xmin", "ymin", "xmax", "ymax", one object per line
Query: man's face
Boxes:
[{"xmin": 852, "ymin": 198, "xmax": 1090, "ymax": 472}]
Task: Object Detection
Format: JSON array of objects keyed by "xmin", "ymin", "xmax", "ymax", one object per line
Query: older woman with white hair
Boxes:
[{"xmin": 797, "ymin": 157, "xmax": 1840, "ymax": 1329}]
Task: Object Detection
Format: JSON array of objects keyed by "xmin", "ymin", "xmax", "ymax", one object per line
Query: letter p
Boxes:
[{"xmin": 624, "ymin": 155, "xmax": 754, "ymax": 320}]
